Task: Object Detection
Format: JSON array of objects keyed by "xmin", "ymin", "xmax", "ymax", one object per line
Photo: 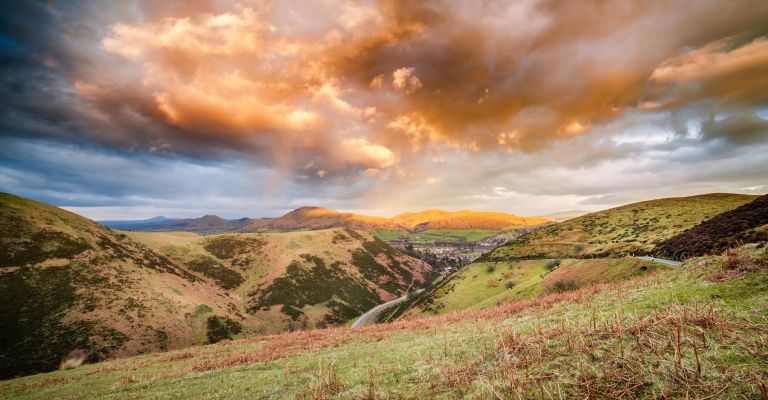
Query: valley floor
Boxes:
[{"xmin": 3, "ymin": 246, "xmax": 767, "ymax": 399}]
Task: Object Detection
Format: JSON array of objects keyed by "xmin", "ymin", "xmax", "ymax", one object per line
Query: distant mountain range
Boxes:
[
  {"xmin": 101, "ymin": 215, "xmax": 255, "ymax": 233},
  {"xmin": 102, "ymin": 207, "xmax": 550, "ymax": 234}
]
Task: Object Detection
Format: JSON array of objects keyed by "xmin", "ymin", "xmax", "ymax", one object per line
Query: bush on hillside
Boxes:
[
  {"xmin": 486, "ymin": 264, "xmax": 496, "ymax": 273},
  {"xmin": 550, "ymin": 279, "xmax": 579, "ymax": 293},
  {"xmin": 206, "ymin": 316, "xmax": 242, "ymax": 344},
  {"xmin": 59, "ymin": 349, "xmax": 88, "ymax": 370},
  {"xmin": 545, "ymin": 259, "xmax": 561, "ymax": 271}
]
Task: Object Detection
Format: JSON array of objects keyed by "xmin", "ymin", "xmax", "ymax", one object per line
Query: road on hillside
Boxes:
[
  {"xmin": 351, "ymin": 289, "xmax": 425, "ymax": 329},
  {"xmin": 635, "ymin": 256, "xmax": 682, "ymax": 267}
]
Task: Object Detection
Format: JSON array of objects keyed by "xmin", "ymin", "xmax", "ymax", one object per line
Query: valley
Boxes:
[
  {"xmin": 3, "ymin": 2, "xmax": 768, "ymax": 398},
  {"xmin": 3, "ymin": 244, "xmax": 767, "ymax": 399},
  {"xmin": 0, "ymin": 194, "xmax": 432, "ymax": 379},
  {"xmin": 2, "ymin": 191, "xmax": 766, "ymax": 399}
]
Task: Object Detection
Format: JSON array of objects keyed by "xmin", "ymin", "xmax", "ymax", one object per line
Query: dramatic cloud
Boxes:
[{"xmin": 1, "ymin": 0, "xmax": 767, "ymax": 217}]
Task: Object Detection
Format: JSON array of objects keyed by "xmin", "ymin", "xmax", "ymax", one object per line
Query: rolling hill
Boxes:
[
  {"xmin": 127, "ymin": 229, "xmax": 433, "ymax": 333},
  {"xmin": 144, "ymin": 207, "xmax": 552, "ymax": 238},
  {"xmin": 242, "ymin": 206, "xmax": 404, "ymax": 232},
  {"xmin": 101, "ymin": 215, "xmax": 252, "ymax": 234},
  {"xmin": 398, "ymin": 192, "xmax": 763, "ymax": 319},
  {"xmin": 3, "ymin": 244, "xmax": 766, "ymax": 399},
  {"xmin": 482, "ymin": 193, "xmax": 757, "ymax": 261},
  {"xmin": 654, "ymin": 194, "xmax": 768, "ymax": 259},
  {"xmin": 402, "ymin": 257, "xmax": 670, "ymax": 318},
  {"xmin": 392, "ymin": 209, "xmax": 550, "ymax": 231},
  {"xmin": 0, "ymin": 193, "xmax": 431, "ymax": 379}
]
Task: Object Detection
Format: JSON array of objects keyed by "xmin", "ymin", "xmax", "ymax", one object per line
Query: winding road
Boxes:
[
  {"xmin": 635, "ymin": 256, "xmax": 683, "ymax": 267},
  {"xmin": 351, "ymin": 289, "xmax": 424, "ymax": 329},
  {"xmin": 353, "ymin": 257, "xmax": 681, "ymax": 329}
]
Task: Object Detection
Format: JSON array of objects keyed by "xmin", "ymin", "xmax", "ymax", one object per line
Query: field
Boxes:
[
  {"xmin": 3, "ymin": 245, "xmax": 767, "ymax": 399},
  {"xmin": 373, "ymin": 229, "xmax": 502, "ymax": 244}
]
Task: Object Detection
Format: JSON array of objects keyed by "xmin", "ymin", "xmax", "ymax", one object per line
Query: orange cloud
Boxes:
[{"xmin": 80, "ymin": 0, "xmax": 768, "ymax": 177}]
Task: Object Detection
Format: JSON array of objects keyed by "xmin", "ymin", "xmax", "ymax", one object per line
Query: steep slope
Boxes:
[
  {"xmin": 654, "ymin": 194, "xmax": 768, "ymax": 259},
  {"xmin": 243, "ymin": 206, "xmax": 404, "ymax": 232},
  {"xmin": 403, "ymin": 257, "xmax": 669, "ymax": 318},
  {"xmin": 392, "ymin": 209, "xmax": 549, "ymax": 231},
  {"xmin": 101, "ymin": 215, "xmax": 252, "ymax": 234},
  {"xmin": 128, "ymin": 229, "xmax": 433, "ymax": 333},
  {"xmin": 5, "ymin": 245, "xmax": 767, "ymax": 399},
  {"xmin": 0, "ymin": 193, "xmax": 236, "ymax": 379},
  {"xmin": 483, "ymin": 193, "xmax": 757, "ymax": 260},
  {"xmin": 0, "ymin": 194, "xmax": 432, "ymax": 379}
]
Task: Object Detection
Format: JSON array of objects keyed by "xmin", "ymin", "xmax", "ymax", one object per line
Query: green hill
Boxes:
[
  {"xmin": 483, "ymin": 193, "xmax": 757, "ymax": 260},
  {"xmin": 3, "ymin": 244, "xmax": 766, "ymax": 398},
  {"xmin": 126, "ymin": 229, "xmax": 433, "ymax": 333},
  {"xmin": 402, "ymin": 257, "xmax": 670, "ymax": 318},
  {"xmin": 0, "ymin": 193, "xmax": 431, "ymax": 379},
  {"xmin": 654, "ymin": 194, "xmax": 768, "ymax": 259}
]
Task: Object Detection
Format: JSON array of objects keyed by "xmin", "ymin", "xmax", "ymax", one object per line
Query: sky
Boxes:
[{"xmin": 1, "ymin": 0, "xmax": 767, "ymax": 220}]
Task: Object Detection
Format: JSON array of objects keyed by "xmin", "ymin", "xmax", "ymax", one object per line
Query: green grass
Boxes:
[
  {"xmin": 4, "ymin": 246, "xmax": 766, "ymax": 399},
  {"xmin": 485, "ymin": 193, "xmax": 757, "ymax": 260},
  {"xmin": 407, "ymin": 257, "xmax": 669, "ymax": 317},
  {"xmin": 408, "ymin": 229, "xmax": 499, "ymax": 244},
  {"xmin": 372, "ymin": 229, "xmax": 500, "ymax": 244},
  {"xmin": 371, "ymin": 229, "xmax": 404, "ymax": 241}
]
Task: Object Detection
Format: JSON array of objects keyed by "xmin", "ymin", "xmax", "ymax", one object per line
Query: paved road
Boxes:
[
  {"xmin": 351, "ymin": 289, "xmax": 425, "ymax": 329},
  {"xmin": 635, "ymin": 256, "xmax": 683, "ymax": 267}
]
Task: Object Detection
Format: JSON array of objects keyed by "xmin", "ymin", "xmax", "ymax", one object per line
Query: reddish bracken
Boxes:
[{"xmin": 188, "ymin": 271, "xmax": 663, "ymax": 373}]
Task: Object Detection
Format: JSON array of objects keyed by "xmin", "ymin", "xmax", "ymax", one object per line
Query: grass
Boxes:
[
  {"xmin": 373, "ymin": 228, "xmax": 500, "ymax": 244},
  {"xmin": 406, "ymin": 257, "xmax": 669, "ymax": 317},
  {"xmin": 407, "ymin": 229, "xmax": 499, "ymax": 244},
  {"xmin": 485, "ymin": 193, "xmax": 757, "ymax": 260},
  {"xmin": 3, "ymin": 245, "xmax": 766, "ymax": 399},
  {"xmin": 1, "ymin": 190, "xmax": 434, "ymax": 379},
  {"xmin": 371, "ymin": 229, "xmax": 403, "ymax": 241}
]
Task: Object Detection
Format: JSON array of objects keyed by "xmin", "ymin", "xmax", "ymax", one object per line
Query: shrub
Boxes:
[
  {"xmin": 59, "ymin": 349, "xmax": 88, "ymax": 370},
  {"xmin": 505, "ymin": 281, "xmax": 515, "ymax": 289},
  {"xmin": 545, "ymin": 259, "xmax": 561, "ymax": 271},
  {"xmin": 486, "ymin": 265, "xmax": 496, "ymax": 273},
  {"xmin": 206, "ymin": 316, "xmax": 242, "ymax": 344},
  {"xmin": 551, "ymin": 280, "xmax": 579, "ymax": 293}
]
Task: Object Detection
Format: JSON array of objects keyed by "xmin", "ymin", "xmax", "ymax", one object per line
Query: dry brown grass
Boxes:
[
  {"xmin": 713, "ymin": 246, "xmax": 767, "ymax": 281},
  {"xmin": 182, "ymin": 273, "xmax": 660, "ymax": 375},
  {"xmin": 59, "ymin": 349, "xmax": 87, "ymax": 371},
  {"xmin": 425, "ymin": 303, "xmax": 768, "ymax": 399}
]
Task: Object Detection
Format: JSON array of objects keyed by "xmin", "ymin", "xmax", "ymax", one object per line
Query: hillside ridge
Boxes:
[{"xmin": 0, "ymin": 193, "xmax": 431, "ymax": 379}]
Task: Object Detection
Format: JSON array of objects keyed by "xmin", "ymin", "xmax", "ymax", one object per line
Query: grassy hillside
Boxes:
[
  {"xmin": 654, "ymin": 194, "xmax": 768, "ymax": 259},
  {"xmin": 403, "ymin": 257, "xmax": 669, "ymax": 317},
  {"xmin": 392, "ymin": 209, "xmax": 550, "ymax": 231},
  {"xmin": 0, "ymin": 194, "xmax": 431, "ymax": 379},
  {"xmin": 3, "ymin": 245, "xmax": 766, "ymax": 399},
  {"xmin": 128, "ymin": 229, "xmax": 433, "ymax": 333},
  {"xmin": 242, "ymin": 207, "xmax": 548, "ymax": 237},
  {"xmin": 243, "ymin": 207, "xmax": 404, "ymax": 232},
  {"xmin": 484, "ymin": 193, "xmax": 757, "ymax": 260},
  {"xmin": 0, "ymin": 193, "xmax": 226, "ymax": 379}
]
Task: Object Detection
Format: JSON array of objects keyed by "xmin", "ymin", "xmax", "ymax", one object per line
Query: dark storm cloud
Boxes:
[{"xmin": 1, "ymin": 0, "xmax": 767, "ymax": 217}]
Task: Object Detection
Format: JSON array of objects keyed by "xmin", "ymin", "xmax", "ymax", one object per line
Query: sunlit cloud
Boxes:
[{"xmin": 1, "ymin": 0, "xmax": 767, "ymax": 217}]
